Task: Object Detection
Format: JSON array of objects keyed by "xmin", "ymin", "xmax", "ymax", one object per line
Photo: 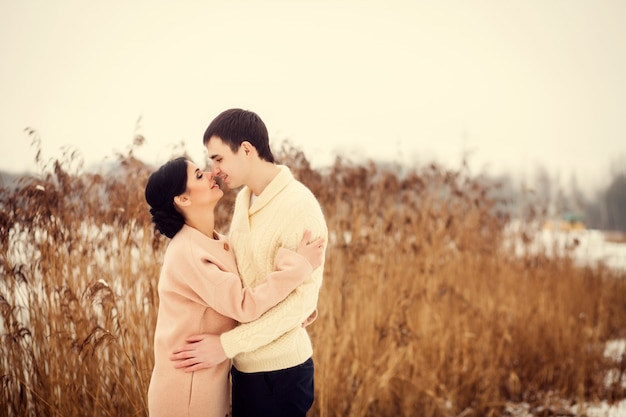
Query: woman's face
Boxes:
[{"xmin": 182, "ymin": 160, "xmax": 224, "ymax": 206}]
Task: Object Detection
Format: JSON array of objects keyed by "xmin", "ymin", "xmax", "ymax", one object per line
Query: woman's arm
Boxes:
[
  {"xmin": 171, "ymin": 222, "xmax": 327, "ymax": 372},
  {"xmin": 188, "ymin": 231, "xmax": 324, "ymax": 323},
  {"xmin": 170, "ymin": 269, "xmax": 323, "ymax": 372}
]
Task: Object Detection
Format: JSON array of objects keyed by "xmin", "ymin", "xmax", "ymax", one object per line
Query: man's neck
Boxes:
[{"xmin": 247, "ymin": 162, "xmax": 281, "ymax": 196}]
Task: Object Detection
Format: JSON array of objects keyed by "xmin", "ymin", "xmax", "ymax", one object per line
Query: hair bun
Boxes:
[{"xmin": 150, "ymin": 207, "xmax": 184, "ymax": 239}]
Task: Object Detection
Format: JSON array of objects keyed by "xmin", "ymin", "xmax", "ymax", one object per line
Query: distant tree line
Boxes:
[
  {"xmin": 2, "ymin": 139, "xmax": 625, "ymax": 232},
  {"xmin": 585, "ymin": 173, "xmax": 626, "ymax": 231},
  {"xmin": 486, "ymin": 159, "xmax": 626, "ymax": 232}
]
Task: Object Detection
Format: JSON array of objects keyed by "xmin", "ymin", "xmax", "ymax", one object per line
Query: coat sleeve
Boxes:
[
  {"xmin": 220, "ymin": 275, "xmax": 322, "ymax": 358},
  {"xmin": 183, "ymin": 246, "xmax": 312, "ymax": 323},
  {"xmin": 219, "ymin": 215, "xmax": 327, "ymax": 358}
]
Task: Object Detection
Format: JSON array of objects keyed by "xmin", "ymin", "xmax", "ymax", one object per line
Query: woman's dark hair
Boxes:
[{"xmin": 144, "ymin": 157, "xmax": 188, "ymax": 238}]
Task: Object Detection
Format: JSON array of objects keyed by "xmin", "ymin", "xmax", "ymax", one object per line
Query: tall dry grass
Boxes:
[{"xmin": 1, "ymin": 136, "xmax": 625, "ymax": 416}]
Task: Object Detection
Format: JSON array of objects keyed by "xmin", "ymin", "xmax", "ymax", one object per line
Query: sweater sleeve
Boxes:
[{"xmin": 186, "ymin": 247, "xmax": 312, "ymax": 323}]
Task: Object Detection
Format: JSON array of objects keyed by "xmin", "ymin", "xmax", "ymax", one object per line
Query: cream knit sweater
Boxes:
[{"xmin": 220, "ymin": 165, "xmax": 328, "ymax": 373}]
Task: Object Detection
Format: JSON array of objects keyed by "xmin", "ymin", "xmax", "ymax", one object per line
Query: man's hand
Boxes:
[{"xmin": 170, "ymin": 333, "xmax": 227, "ymax": 372}]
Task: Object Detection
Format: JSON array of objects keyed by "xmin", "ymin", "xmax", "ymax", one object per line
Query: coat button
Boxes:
[{"xmin": 223, "ymin": 242, "xmax": 229, "ymax": 251}]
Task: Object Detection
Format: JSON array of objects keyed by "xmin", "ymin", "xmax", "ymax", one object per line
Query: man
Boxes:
[{"xmin": 171, "ymin": 108, "xmax": 328, "ymax": 416}]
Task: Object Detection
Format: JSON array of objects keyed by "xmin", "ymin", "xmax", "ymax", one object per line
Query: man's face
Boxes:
[{"xmin": 205, "ymin": 136, "xmax": 248, "ymax": 189}]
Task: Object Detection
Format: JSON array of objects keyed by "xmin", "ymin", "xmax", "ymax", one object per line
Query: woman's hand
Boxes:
[
  {"xmin": 301, "ymin": 309, "xmax": 318, "ymax": 328},
  {"xmin": 170, "ymin": 333, "xmax": 227, "ymax": 372},
  {"xmin": 297, "ymin": 230, "xmax": 325, "ymax": 270}
]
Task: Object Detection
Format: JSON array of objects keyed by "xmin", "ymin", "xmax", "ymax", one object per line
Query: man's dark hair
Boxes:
[{"xmin": 203, "ymin": 108, "xmax": 275, "ymax": 163}]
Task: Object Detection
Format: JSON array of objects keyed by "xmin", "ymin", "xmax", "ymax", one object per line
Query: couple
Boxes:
[{"xmin": 144, "ymin": 108, "xmax": 328, "ymax": 417}]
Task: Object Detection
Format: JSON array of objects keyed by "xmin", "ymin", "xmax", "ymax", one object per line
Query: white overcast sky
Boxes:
[{"xmin": 1, "ymin": 0, "xmax": 625, "ymax": 193}]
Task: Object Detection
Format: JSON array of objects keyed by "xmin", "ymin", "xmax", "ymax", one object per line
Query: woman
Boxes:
[{"xmin": 144, "ymin": 157, "xmax": 324, "ymax": 417}]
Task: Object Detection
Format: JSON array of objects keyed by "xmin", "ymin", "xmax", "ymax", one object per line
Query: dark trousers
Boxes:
[{"xmin": 231, "ymin": 357, "xmax": 315, "ymax": 417}]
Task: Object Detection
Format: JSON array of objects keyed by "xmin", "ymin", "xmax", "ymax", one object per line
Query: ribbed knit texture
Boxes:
[
  {"xmin": 148, "ymin": 225, "xmax": 312, "ymax": 417},
  {"xmin": 220, "ymin": 165, "xmax": 328, "ymax": 373}
]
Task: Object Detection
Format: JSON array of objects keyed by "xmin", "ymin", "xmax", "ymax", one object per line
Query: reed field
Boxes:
[{"xmin": 1, "ymin": 136, "xmax": 625, "ymax": 416}]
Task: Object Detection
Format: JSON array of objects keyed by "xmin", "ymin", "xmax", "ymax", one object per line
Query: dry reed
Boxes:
[{"xmin": 1, "ymin": 137, "xmax": 625, "ymax": 416}]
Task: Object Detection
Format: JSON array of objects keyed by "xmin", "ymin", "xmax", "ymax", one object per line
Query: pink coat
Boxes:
[{"xmin": 148, "ymin": 225, "xmax": 312, "ymax": 417}]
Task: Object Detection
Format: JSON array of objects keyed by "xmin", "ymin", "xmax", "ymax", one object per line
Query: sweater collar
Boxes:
[{"xmin": 247, "ymin": 165, "xmax": 293, "ymax": 216}]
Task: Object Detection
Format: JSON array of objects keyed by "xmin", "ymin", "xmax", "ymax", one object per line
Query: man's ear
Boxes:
[
  {"xmin": 173, "ymin": 194, "xmax": 191, "ymax": 208},
  {"xmin": 241, "ymin": 141, "xmax": 256, "ymax": 156}
]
